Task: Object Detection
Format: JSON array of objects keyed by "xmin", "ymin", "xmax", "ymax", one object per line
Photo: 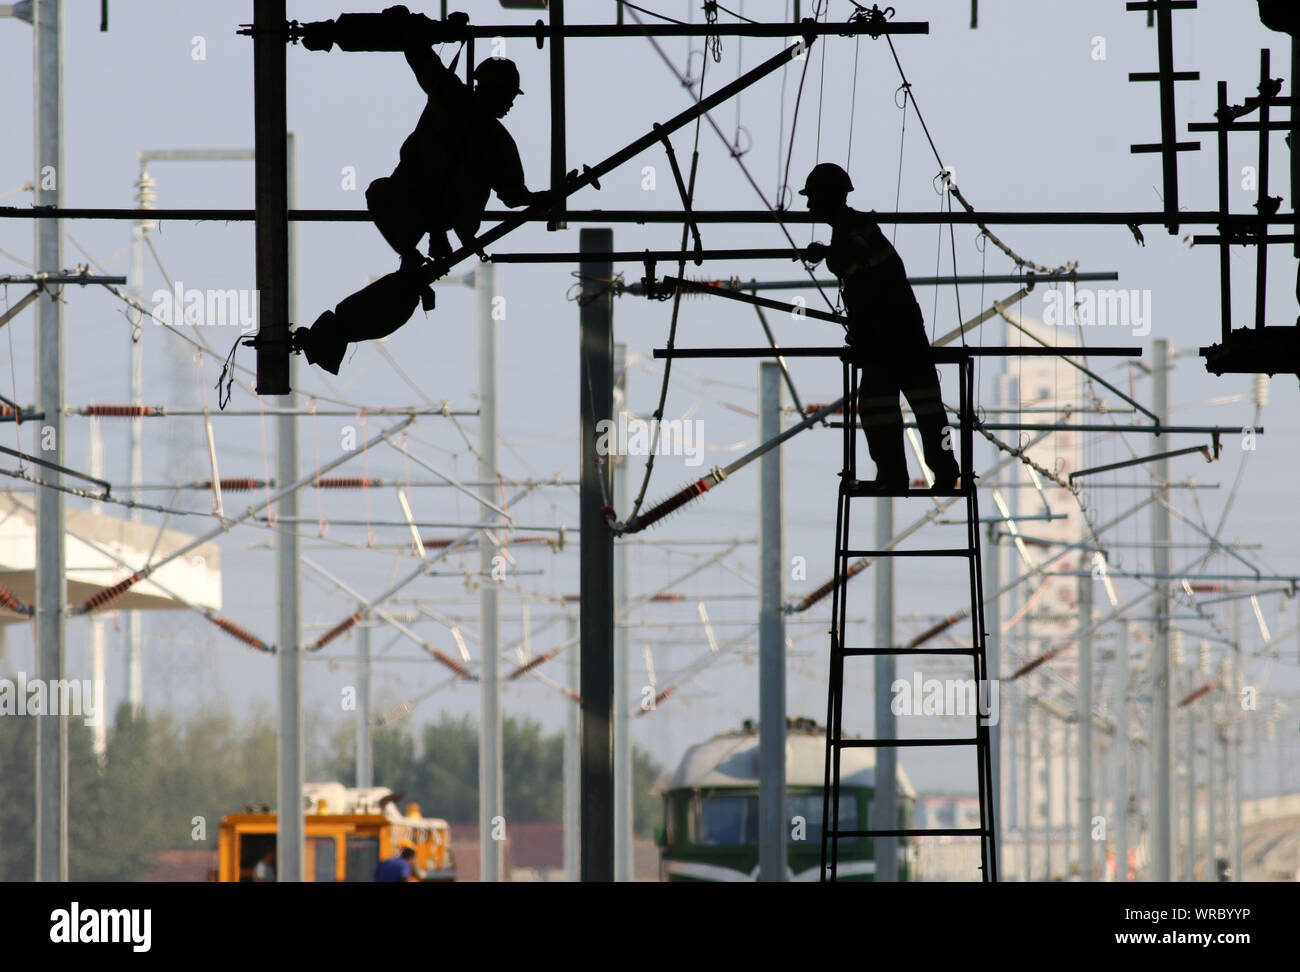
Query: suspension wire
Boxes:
[
  {"xmin": 780, "ymin": 0, "xmax": 826, "ymax": 217},
  {"xmin": 884, "ymin": 34, "xmax": 1074, "ymax": 276},
  {"xmin": 846, "ymin": 34, "xmax": 862, "ymax": 172}
]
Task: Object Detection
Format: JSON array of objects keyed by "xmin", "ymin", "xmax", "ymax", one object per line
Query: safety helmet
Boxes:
[
  {"xmin": 799, "ymin": 162, "xmax": 854, "ymax": 198},
  {"xmin": 474, "ymin": 57, "xmax": 524, "ymax": 95}
]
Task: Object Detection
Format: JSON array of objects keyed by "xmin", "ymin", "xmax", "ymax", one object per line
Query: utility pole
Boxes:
[
  {"xmin": 758, "ymin": 361, "xmax": 786, "ymax": 882},
  {"xmin": 579, "ymin": 228, "xmax": 615, "ymax": 882},
  {"xmin": 477, "ymin": 261, "xmax": 503, "ymax": 883},
  {"xmin": 1185, "ymin": 676, "xmax": 1196, "ymax": 880},
  {"xmin": 1116, "ymin": 622, "xmax": 1130, "ymax": 882},
  {"xmin": 32, "ymin": 0, "xmax": 67, "ymax": 884},
  {"xmin": 1044, "ymin": 701, "xmax": 1053, "ymax": 881},
  {"xmin": 873, "ymin": 494, "xmax": 897, "ymax": 882},
  {"xmin": 276, "ymin": 130, "xmax": 303, "ymax": 883},
  {"xmin": 1065, "ymin": 717, "xmax": 1073, "ymax": 876},
  {"xmin": 1149, "ymin": 338, "xmax": 1173, "ymax": 881},
  {"xmin": 1205, "ymin": 661, "xmax": 1216, "ymax": 880},
  {"xmin": 613, "ymin": 344, "xmax": 632, "ymax": 882},
  {"xmin": 1230, "ymin": 601, "xmax": 1243, "ymax": 882},
  {"xmin": 564, "ymin": 616, "xmax": 579, "ymax": 881},
  {"xmin": 356, "ymin": 624, "xmax": 372, "ymax": 788},
  {"xmin": 88, "ymin": 421, "xmax": 106, "ymax": 762},
  {"xmin": 1077, "ymin": 568, "xmax": 1093, "ymax": 880}
]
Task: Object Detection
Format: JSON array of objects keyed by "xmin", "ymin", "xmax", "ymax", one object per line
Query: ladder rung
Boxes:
[
  {"xmin": 841, "ymin": 547, "xmax": 974, "ymax": 559},
  {"xmin": 829, "ymin": 827, "xmax": 987, "ymax": 839},
  {"xmin": 834, "ymin": 737, "xmax": 981, "ymax": 748},
  {"xmin": 844, "ymin": 482, "xmax": 967, "ymax": 499},
  {"xmin": 842, "ymin": 646, "xmax": 977, "ymax": 657}
]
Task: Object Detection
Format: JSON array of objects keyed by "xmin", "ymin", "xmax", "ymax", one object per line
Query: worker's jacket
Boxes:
[
  {"xmin": 389, "ymin": 47, "xmax": 532, "ymax": 246},
  {"xmin": 827, "ymin": 208, "xmax": 929, "ymax": 357}
]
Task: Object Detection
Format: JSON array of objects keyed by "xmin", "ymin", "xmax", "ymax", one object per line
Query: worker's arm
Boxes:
[
  {"xmin": 404, "ymin": 44, "xmax": 461, "ymax": 99},
  {"xmin": 491, "ymin": 133, "xmax": 548, "ymax": 209}
]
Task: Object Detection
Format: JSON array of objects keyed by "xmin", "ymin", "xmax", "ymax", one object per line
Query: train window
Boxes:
[
  {"xmin": 309, "ymin": 837, "xmax": 338, "ymax": 882},
  {"xmin": 786, "ymin": 792, "xmax": 860, "ymax": 845},
  {"xmin": 345, "ymin": 836, "xmax": 380, "ymax": 882},
  {"xmin": 695, "ymin": 795, "xmax": 759, "ymax": 846}
]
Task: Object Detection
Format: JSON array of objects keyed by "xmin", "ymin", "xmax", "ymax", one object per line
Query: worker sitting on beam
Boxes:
[
  {"xmin": 293, "ymin": 5, "xmax": 550, "ymax": 375},
  {"xmin": 801, "ymin": 162, "xmax": 962, "ymax": 492}
]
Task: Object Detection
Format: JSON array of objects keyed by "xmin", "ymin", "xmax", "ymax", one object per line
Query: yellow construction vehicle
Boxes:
[{"xmin": 213, "ymin": 782, "xmax": 455, "ymax": 882}]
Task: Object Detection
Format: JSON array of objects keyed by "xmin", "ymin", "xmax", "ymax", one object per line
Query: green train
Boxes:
[{"xmin": 655, "ymin": 718, "xmax": 916, "ymax": 881}]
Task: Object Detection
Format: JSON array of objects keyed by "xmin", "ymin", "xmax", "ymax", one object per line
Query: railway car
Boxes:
[
  {"xmin": 656, "ymin": 718, "xmax": 916, "ymax": 881},
  {"xmin": 213, "ymin": 782, "xmax": 455, "ymax": 882}
]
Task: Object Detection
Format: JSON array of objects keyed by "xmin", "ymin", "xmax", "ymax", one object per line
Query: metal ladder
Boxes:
[{"xmin": 820, "ymin": 348, "xmax": 998, "ymax": 882}]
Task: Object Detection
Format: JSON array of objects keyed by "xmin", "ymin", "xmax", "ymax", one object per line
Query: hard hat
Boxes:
[
  {"xmin": 474, "ymin": 57, "xmax": 524, "ymax": 95},
  {"xmin": 799, "ymin": 162, "xmax": 854, "ymax": 197}
]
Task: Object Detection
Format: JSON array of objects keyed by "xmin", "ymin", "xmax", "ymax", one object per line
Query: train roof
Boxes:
[{"xmin": 658, "ymin": 721, "xmax": 916, "ymax": 797}]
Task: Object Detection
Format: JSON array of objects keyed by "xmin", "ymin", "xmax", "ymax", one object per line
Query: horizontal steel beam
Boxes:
[
  {"xmin": 654, "ymin": 346, "xmax": 1142, "ymax": 360},
  {"xmin": 625, "ymin": 271, "xmax": 1120, "ymax": 294},
  {"xmin": 492, "ymin": 248, "xmax": 805, "ymax": 264},
  {"xmin": 0, "ymin": 273, "xmax": 126, "ymax": 285},
  {"xmin": 4, "ymin": 207, "xmax": 1295, "ymax": 225}
]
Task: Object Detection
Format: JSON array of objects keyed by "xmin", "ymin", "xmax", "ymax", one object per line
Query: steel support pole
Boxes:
[
  {"xmin": 1044, "ymin": 703, "xmax": 1053, "ymax": 880},
  {"xmin": 1078, "ymin": 568, "xmax": 1093, "ymax": 880},
  {"xmin": 1150, "ymin": 339, "xmax": 1173, "ymax": 880},
  {"xmin": 1206, "ymin": 684, "xmax": 1216, "ymax": 879},
  {"xmin": 564, "ymin": 616, "xmax": 580, "ymax": 881},
  {"xmin": 579, "ymin": 228, "xmax": 614, "ymax": 882},
  {"xmin": 275, "ymin": 129, "xmax": 303, "ymax": 883},
  {"xmin": 477, "ymin": 261, "xmax": 503, "ymax": 883},
  {"xmin": 253, "ymin": 0, "xmax": 290, "ymax": 394},
  {"xmin": 126, "ymin": 170, "xmax": 146, "ymax": 715},
  {"xmin": 873, "ymin": 496, "xmax": 898, "ymax": 882},
  {"xmin": 1023, "ymin": 693, "xmax": 1032, "ymax": 882},
  {"xmin": 548, "ymin": 0, "xmax": 566, "ymax": 230},
  {"xmin": 758, "ymin": 361, "xmax": 786, "ymax": 882},
  {"xmin": 1185, "ymin": 685, "xmax": 1196, "ymax": 880},
  {"xmin": 33, "ymin": 0, "xmax": 66, "ymax": 884},
  {"xmin": 356, "ymin": 625, "xmax": 372, "ymax": 788},
  {"xmin": 985, "ymin": 523, "xmax": 1002, "ymax": 877},
  {"xmin": 613, "ymin": 343, "xmax": 632, "ymax": 882},
  {"xmin": 1230, "ymin": 601, "xmax": 1243, "ymax": 882},
  {"xmin": 88, "ymin": 422, "xmax": 106, "ymax": 762},
  {"xmin": 1116, "ymin": 622, "xmax": 1130, "ymax": 881}
]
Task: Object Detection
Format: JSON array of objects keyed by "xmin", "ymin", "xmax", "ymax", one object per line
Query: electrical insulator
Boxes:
[
  {"xmin": 1199, "ymin": 639, "xmax": 1212, "ymax": 674},
  {"xmin": 1254, "ymin": 373, "xmax": 1269, "ymax": 409},
  {"xmin": 1171, "ymin": 631, "xmax": 1184, "ymax": 667},
  {"xmin": 135, "ymin": 168, "xmax": 157, "ymax": 233}
]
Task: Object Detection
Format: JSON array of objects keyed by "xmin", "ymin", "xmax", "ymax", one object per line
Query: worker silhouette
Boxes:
[
  {"xmin": 801, "ymin": 163, "xmax": 961, "ymax": 492},
  {"xmin": 294, "ymin": 6, "xmax": 550, "ymax": 375}
]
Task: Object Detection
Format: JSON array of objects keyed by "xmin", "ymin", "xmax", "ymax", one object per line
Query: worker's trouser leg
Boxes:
[
  {"xmin": 856, "ymin": 357, "xmax": 910, "ymax": 486},
  {"xmin": 898, "ymin": 353, "xmax": 961, "ymax": 486}
]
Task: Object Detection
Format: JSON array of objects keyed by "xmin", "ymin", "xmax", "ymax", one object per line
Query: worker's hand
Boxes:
[{"xmin": 802, "ymin": 242, "xmax": 829, "ymax": 264}]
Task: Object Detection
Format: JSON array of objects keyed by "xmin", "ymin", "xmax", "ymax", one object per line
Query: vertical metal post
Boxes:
[
  {"xmin": 1044, "ymin": 702, "xmax": 1053, "ymax": 880},
  {"xmin": 548, "ymin": 0, "xmax": 566, "ymax": 230},
  {"xmin": 873, "ymin": 495, "xmax": 897, "ymax": 882},
  {"xmin": 254, "ymin": 0, "xmax": 289, "ymax": 395},
  {"xmin": 1255, "ymin": 49, "xmax": 1271, "ymax": 331},
  {"xmin": 276, "ymin": 129, "xmax": 303, "ymax": 883},
  {"xmin": 1185, "ymin": 684, "xmax": 1196, "ymax": 880},
  {"xmin": 1116, "ymin": 622, "xmax": 1130, "ymax": 881},
  {"xmin": 1216, "ymin": 81, "xmax": 1233, "ymax": 344},
  {"xmin": 564, "ymin": 616, "xmax": 580, "ymax": 881},
  {"xmin": 1078, "ymin": 568, "xmax": 1093, "ymax": 881},
  {"xmin": 579, "ymin": 228, "xmax": 614, "ymax": 882},
  {"xmin": 88, "ymin": 421, "xmax": 106, "ymax": 763},
  {"xmin": 1065, "ymin": 718, "xmax": 1073, "ymax": 875},
  {"xmin": 33, "ymin": 0, "xmax": 66, "ymax": 884},
  {"xmin": 1155, "ymin": 0, "xmax": 1181, "ymax": 231},
  {"xmin": 758, "ymin": 361, "xmax": 786, "ymax": 882},
  {"xmin": 984, "ymin": 522, "xmax": 1002, "ymax": 877},
  {"xmin": 1230, "ymin": 601, "xmax": 1243, "ymax": 882},
  {"xmin": 613, "ymin": 343, "xmax": 632, "ymax": 882},
  {"xmin": 1023, "ymin": 694, "xmax": 1032, "ymax": 882},
  {"xmin": 126, "ymin": 166, "xmax": 148, "ymax": 715},
  {"xmin": 356, "ymin": 625, "xmax": 372, "ymax": 788},
  {"xmin": 1150, "ymin": 339, "xmax": 1173, "ymax": 880},
  {"xmin": 1206, "ymin": 680, "xmax": 1216, "ymax": 879},
  {"xmin": 477, "ymin": 261, "xmax": 503, "ymax": 883}
]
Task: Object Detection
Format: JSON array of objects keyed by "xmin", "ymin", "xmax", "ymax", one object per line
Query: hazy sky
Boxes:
[{"xmin": 0, "ymin": 1, "xmax": 1296, "ymax": 796}]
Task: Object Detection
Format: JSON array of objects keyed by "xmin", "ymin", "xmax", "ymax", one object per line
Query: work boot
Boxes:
[
  {"xmin": 401, "ymin": 250, "xmax": 437, "ymax": 312},
  {"xmin": 292, "ymin": 311, "xmax": 348, "ymax": 376},
  {"xmin": 855, "ymin": 477, "xmax": 910, "ymax": 495}
]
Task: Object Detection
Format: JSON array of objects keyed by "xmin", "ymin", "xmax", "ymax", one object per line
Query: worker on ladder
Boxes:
[
  {"xmin": 293, "ymin": 4, "xmax": 552, "ymax": 375},
  {"xmin": 800, "ymin": 162, "xmax": 962, "ymax": 492}
]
